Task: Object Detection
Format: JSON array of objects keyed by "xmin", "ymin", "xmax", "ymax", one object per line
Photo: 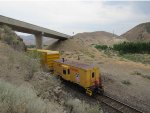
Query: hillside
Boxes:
[
  {"xmin": 0, "ymin": 25, "xmax": 26, "ymax": 51},
  {"xmin": 73, "ymin": 31, "xmax": 127, "ymax": 45},
  {"xmin": 49, "ymin": 31, "xmax": 126, "ymax": 48},
  {"xmin": 121, "ymin": 22, "xmax": 150, "ymax": 41},
  {"xmin": 48, "ymin": 31, "xmax": 124, "ymax": 56}
]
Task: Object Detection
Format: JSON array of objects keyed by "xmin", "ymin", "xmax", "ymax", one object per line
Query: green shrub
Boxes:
[
  {"xmin": 90, "ymin": 54, "xmax": 95, "ymax": 58},
  {"xmin": 132, "ymin": 71, "xmax": 142, "ymax": 75},
  {"xmin": 121, "ymin": 80, "xmax": 131, "ymax": 85},
  {"xmin": 26, "ymin": 51, "xmax": 41, "ymax": 59},
  {"xmin": 113, "ymin": 41, "xmax": 150, "ymax": 54},
  {"xmin": 27, "ymin": 45, "xmax": 36, "ymax": 48},
  {"xmin": 141, "ymin": 75, "xmax": 150, "ymax": 79},
  {"xmin": 95, "ymin": 44, "xmax": 108, "ymax": 50}
]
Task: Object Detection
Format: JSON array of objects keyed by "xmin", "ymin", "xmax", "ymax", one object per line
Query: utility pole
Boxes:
[{"xmin": 113, "ymin": 29, "xmax": 114, "ymax": 37}]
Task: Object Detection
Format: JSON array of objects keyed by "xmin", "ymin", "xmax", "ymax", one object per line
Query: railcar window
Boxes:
[
  {"xmin": 92, "ymin": 72, "xmax": 95, "ymax": 78},
  {"xmin": 68, "ymin": 69, "xmax": 70, "ymax": 74},
  {"xmin": 63, "ymin": 70, "xmax": 66, "ymax": 75}
]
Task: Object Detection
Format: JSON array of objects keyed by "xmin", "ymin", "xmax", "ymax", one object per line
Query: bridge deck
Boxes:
[{"xmin": 0, "ymin": 15, "xmax": 70, "ymax": 40}]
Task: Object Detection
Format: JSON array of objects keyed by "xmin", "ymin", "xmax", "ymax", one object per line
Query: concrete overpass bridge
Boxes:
[{"xmin": 0, "ymin": 15, "xmax": 70, "ymax": 49}]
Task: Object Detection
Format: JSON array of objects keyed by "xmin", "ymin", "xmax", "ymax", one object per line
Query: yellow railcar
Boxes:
[
  {"xmin": 38, "ymin": 50, "xmax": 60, "ymax": 70},
  {"xmin": 27, "ymin": 49, "xmax": 103, "ymax": 95},
  {"xmin": 53, "ymin": 59, "xmax": 103, "ymax": 96},
  {"xmin": 27, "ymin": 49, "xmax": 60, "ymax": 70}
]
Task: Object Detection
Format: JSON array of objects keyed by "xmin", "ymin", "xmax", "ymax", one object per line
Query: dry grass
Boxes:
[
  {"xmin": 65, "ymin": 98, "xmax": 102, "ymax": 113},
  {"xmin": 132, "ymin": 71, "xmax": 150, "ymax": 80},
  {"xmin": 0, "ymin": 42, "xmax": 41, "ymax": 81},
  {"xmin": 120, "ymin": 54, "xmax": 150, "ymax": 64},
  {"xmin": 0, "ymin": 80, "xmax": 63, "ymax": 113},
  {"xmin": 0, "ymin": 42, "xmax": 64, "ymax": 113}
]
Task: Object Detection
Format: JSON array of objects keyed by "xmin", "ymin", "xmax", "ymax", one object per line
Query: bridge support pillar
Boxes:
[{"xmin": 35, "ymin": 34, "xmax": 43, "ymax": 49}]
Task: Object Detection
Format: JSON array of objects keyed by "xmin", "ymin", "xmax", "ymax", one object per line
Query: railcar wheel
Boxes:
[{"xmin": 98, "ymin": 88, "xmax": 104, "ymax": 95}]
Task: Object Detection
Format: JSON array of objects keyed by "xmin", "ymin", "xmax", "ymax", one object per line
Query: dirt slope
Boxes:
[{"xmin": 121, "ymin": 22, "xmax": 150, "ymax": 41}]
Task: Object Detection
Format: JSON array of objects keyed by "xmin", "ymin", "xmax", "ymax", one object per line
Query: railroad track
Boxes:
[{"xmin": 96, "ymin": 94, "xmax": 144, "ymax": 113}]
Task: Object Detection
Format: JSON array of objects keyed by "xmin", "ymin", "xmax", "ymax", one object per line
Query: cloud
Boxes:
[{"xmin": 0, "ymin": 1, "xmax": 149, "ymax": 35}]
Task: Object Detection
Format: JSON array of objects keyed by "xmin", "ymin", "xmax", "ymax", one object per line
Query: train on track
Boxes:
[{"xmin": 28, "ymin": 49, "xmax": 104, "ymax": 96}]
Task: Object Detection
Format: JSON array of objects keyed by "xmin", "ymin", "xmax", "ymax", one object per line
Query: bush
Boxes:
[
  {"xmin": 132, "ymin": 71, "xmax": 150, "ymax": 80},
  {"xmin": 132, "ymin": 71, "xmax": 142, "ymax": 75},
  {"xmin": 26, "ymin": 50, "xmax": 41, "ymax": 59},
  {"xmin": 65, "ymin": 98, "xmax": 102, "ymax": 113},
  {"xmin": 0, "ymin": 80, "xmax": 63, "ymax": 113},
  {"xmin": 0, "ymin": 25, "xmax": 26, "ymax": 51},
  {"xmin": 121, "ymin": 80, "xmax": 131, "ymax": 85},
  {"xmin": 141, "ymin": 75, "xmax": 150, "ymax": 79},
  {"xmin": 0, "ymin": 43, "xmax": 41, "ymax": 81}
]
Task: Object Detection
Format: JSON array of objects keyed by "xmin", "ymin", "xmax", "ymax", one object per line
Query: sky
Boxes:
[{"xmin": 0, "ymin": 0, "xmax": 150, "ymax": 36}]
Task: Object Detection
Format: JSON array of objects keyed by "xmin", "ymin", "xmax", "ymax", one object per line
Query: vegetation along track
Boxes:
[{"xmin": 96, "ymin": 94, "xmax": 144, "ymax": 113}]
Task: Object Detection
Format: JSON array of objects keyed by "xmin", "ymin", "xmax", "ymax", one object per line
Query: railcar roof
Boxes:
[
  {"xmin": 27, "ymin": 49, "xmax": 59, "ymax": 54},
  {"xmin": 54, "ymin": 59, "xmax": 96, "ymax": 69}
]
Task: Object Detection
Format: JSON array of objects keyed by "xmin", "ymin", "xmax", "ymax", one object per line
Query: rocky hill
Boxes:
[{"xmin": 121, "ymin": 22, "xmax": 150, "ymax": 41}]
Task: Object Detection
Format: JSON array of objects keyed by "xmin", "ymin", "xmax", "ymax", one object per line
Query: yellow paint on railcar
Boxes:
[{"xmin": 27, "ymin": 49, "xmax": 60, "ymax": 70}]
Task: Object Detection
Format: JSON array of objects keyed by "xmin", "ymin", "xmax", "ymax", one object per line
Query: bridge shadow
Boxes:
[{"xmin": 47, "ymin": 39, "xmax": 66, "ymax": 50}]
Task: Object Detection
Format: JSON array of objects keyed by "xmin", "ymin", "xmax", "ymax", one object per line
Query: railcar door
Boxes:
[{"xmin": 90, "ymin": 70, "xmax": 96, "ymax": 86}]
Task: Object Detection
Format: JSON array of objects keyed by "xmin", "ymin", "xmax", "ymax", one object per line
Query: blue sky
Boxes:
[{"xmin": 0, "ymin": 0, "xmax": 150, "ymax": 36}]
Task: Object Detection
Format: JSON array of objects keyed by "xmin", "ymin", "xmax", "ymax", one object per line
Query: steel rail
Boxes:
[{"xmin": 96, "ymin": 94, "xmax": 144, "ymax": 113}]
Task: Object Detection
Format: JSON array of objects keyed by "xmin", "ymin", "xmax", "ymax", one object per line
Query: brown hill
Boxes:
[
  {"xmin": 48, "ymin": 31, "xmax": 126, "ymax": 50},
  {"xmin": 47, "ymin": 31, "xmax": 126, "ymax": 61},
  {"xmin": 72, "ymin": 31, "xmax": 126, "ymax": 46},
  {"xmin": 121, "ymin": 22, "xmax": 150, "ymax": 41}
]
